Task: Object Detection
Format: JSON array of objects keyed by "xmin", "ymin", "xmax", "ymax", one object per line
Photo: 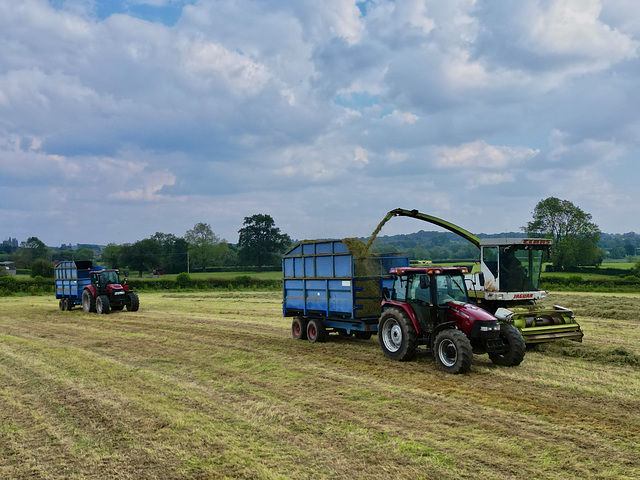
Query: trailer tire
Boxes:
[
  {"xmin": 306, "ymin": 319, "xmax": 326, "ymax": 343},
  {"xmin": 59, "ymin": 299, "xmax": 65, "ymax": 311},
  {"xmin": 82, "ymin": 290, "xmax": 96, "ymax": 313},
  {"xmin": 378, "ymin": 308, "xmax": 418, "ymax": 361},
  {"xmin": 434, "ymin": 329, "xmax": 473, "ymax": 374},
  {"xmin": 64, "ymin": 298, "xmax": 72, "ymax": 311},
  {"xmin": 488, "ymin": 324, "xmax": 526, "ymax": 367},
  {"xmin": 354, "ymin": 332, "xmax": 372, "ymax": 340},
  {"xmin": 96, "ymin": 295, "xmax": 110, "ymax": 315},
  {"xmin": 126, "ymin": 292, "xmax": 139, "ymax": 312},
  {"xmin": 292, "ymin": 317, "xmax": 308, "ymax": 340}
]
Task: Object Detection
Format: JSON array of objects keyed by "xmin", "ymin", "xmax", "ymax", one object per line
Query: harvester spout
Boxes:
[{"xmin": 366, "ymin": 208, "xmax": 481, "ymax": 251}]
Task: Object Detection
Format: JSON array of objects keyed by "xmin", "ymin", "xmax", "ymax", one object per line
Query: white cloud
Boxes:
[
  {"xmin": 384, "ymin": 110, "xmax": 420, "ymax": 125},
  {"xmin": 437, "ymin": 141, "xmax": 540, "ymax": 169}
]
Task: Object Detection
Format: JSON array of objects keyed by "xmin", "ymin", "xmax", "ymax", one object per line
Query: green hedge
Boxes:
[
  {"xmin": 0, "ymin": 276, "xmax": 282, "ymax": 296},
  {"xmin": 541, "ymin": 276, "xmax": 640, "ymax": 293}
]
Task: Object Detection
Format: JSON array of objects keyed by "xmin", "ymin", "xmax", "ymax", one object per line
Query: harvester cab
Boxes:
[{"xmin": 379, "ymin": 266, "xmax": 526, "ymax": 373}]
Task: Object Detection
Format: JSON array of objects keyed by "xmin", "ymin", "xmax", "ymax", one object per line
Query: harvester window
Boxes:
[{"xmin": 483, "ymin": 247, "xmax": 499, "ymax": 278}]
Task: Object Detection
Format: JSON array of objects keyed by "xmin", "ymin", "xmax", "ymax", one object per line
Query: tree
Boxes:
[
  {"xmin": 185, "ymin": 223, "xmax": 221, "ymax": 272},
  {"xmin": 101, "ymin": 244, "xmax": 124, "ymax": 269},
  {"xmin": 122, "ymin": 239, "xmax": 161, "ymax": 277},
  {"xmin": 31, "ymin": 258, "xmax": 54, "ymax": 278},
  {"xmin": 524, "ymin": 197, "xmax": 603, "ymax": 268},
  {"xmin": 20, "ymin": 236, "xmax": 50, "ymax": 267},
  {"xmin": 75, "ymin": 248, "xmax": 95, "ymax": 262},
  {"xmin": 238, "ymin": 214, "xmax": 291, "ymax": 268},
  {"xmin": 151, "ymin": 232, "xmax": 189, "ymax": 274}
]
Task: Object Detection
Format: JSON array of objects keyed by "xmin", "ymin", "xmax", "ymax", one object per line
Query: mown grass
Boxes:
[{"xmin": 0, "ymin": 292, "xmax": 639, "ymax": 479}]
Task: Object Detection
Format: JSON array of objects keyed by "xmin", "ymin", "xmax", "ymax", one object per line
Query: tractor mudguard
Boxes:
[
  {"xmin": 85, "ymin": 285, "xmax": 97, "ymax": 297},
  {"xmin": 381, "ymin": 300, "xmax": 424, "ymax": 335}
]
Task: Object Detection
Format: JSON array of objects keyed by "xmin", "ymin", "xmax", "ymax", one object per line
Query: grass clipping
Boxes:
[
  {"xmin": 538, "ymin": 339, "xmax": 640, "ymax": 367},
  {"xmin": 343, "ymin": 238, "xmax": 385, "ymax": 318}
]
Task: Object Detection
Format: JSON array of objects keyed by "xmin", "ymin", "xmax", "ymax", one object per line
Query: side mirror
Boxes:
[
  {"xmin": 419, "ymin": 275, "xmax": 429, "ymax": 289},
  {"xmin": 479, "ymin": 272, "xmax": 485, "ymax": 286}
]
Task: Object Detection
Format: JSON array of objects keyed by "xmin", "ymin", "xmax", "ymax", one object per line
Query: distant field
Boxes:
[{"xmin": 1, "ymin": 291, "xmax": 639, "ymax": 479}]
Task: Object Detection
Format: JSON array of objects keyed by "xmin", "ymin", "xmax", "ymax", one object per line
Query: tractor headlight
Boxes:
[{"xmin": 480, "ymin": 324, "xmax": 500, "ymax": 332}]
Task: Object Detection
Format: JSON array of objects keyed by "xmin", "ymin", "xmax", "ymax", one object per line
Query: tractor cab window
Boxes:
[
  {"xmin": 499, "ymin": 246, "xmax": 540, "ymax": 291},
  {"xmin": 435, "ymin": 274, "xmax": 469, "ymax": 306},
  {"xmin": 392, "ymin": 275, "xmax": 407, "ymax": 301},
  {"xmin": 408, "ymin": 275, "xmax": 432, "ymax": 304},
  {"xmin": 99, "ymin": 271, "xmax": 119, "ymax": 285}
]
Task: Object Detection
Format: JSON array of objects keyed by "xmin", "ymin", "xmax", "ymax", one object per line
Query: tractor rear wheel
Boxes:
[
  {"xmin": 488, "ymin": 324, "xmax": 526, "ymax": 366},
  {"xmin": 433, "ymin": 329, "xmax": 473, "ymax": 374},
  {"xmin": 96, "ymin": 295, "xmax": 110, "ymax": 314},
  {"xmin": 82, "ymin": 290, "xmax": 96, "ymax": 313},
  {"xmin": 378, "ymin": 308, "xmax": 418, "ymax": 361},
  {"xmin": 126, "ymin": 292, "xmax": 139, "ymax": 312},
  {"xmin": 291, "ymin": 317, "xmax": 308, "ymax": 340},
  {"xmin": 306, "ymin": 319, "xmax": 326, "ymax": 343}
]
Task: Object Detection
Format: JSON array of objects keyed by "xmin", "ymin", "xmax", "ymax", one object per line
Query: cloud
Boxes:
[{"xmin": 437, "ymin": 141, "xmax": 540, "ymax": 169}]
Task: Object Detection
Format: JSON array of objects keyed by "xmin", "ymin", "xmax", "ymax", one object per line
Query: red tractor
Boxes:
[
  {"xmin": 379, "ymin": 266, "xmax": 525, "ymax": 373},
  {"xmin": 81, "ymin": 268, "xmax": 139, "ymax": 314}
]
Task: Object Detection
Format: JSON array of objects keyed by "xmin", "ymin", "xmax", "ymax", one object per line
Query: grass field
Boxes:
[{"xmin": 1, "ymin": 291, "xmax": 639, "ymax": 479}]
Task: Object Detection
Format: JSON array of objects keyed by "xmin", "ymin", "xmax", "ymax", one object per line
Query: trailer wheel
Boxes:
[
  {"xmin": 306, "ymin": 319, "xmax": 326, "ymax": 343},
  {"xmin": 59, "ymin": 299, "xmax": 65, "ymax": 311},
  {"xmin": 378, "ymin": 308, "xmax": 418, "ymax": 361},
  {"xmin": 488, "ymin": 324, "xmax": 526, "ymax": 367},
  {"xmin": 126, "ymin": 292, "xmax": 139, "ymax": 312},
  {"xmin": 63, "ymin": 298, "xmax": 72, "ymax": 311},
  {"xmin": 354, "ymin": 332, "xmax": 372, "ymax": 340},
  {"xmin": 82, "ymin": 290, "xmax": 96, "ymax": 313},
  {"xmin": 433, "ymin": 329, "xmax": 473, "ymax": 374},
  {"xmin": 292, "ymin": 317, "xmax": 308, "ymax": 340},
  {"xmin": 96, "ymin": 295, "xmax": 110, "ymax": 315}
]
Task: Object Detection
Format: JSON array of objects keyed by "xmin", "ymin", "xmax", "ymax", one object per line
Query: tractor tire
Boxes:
[
  {"xmin": 378, "ymin": 308, "xmax": 418, "ymax": 361},
  {"xmin": 433, "ymin": 329, "xmax": 473, "ymax": 374},
  {"xmin": 291, "ymin": 317, "xmax": 308, "ymax": 340},
  {"xmin": 82, "ymin": 290, "xmax": 96, "ymax": 313},
  {"xmin": 59, "ymin": 299, "xmax": 65, "ymax": 311},
  {"xmin": 306, "ymin": 319, "xmax": 326, "ymax": 343},
  {"xmin": 96, "ymin": 295, "xmax": 110, "ymax": 315},
  {"xmin": 354, "ymin": 331, "xmax": 372, "ymax": 340},
  {"xmin": 126, "ymin": 292, "xmax": 140, "ymax": 312},
  {"xmin": 488, "ymin": 324, "xmax": 526, "ymax": 367}
]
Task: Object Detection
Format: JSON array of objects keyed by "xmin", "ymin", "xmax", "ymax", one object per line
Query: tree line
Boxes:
[{"xmin": 0, "ymin": 214, "xmax": 292, "ymax": 277}]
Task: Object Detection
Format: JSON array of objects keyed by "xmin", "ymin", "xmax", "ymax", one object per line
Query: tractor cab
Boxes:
[{"xmin": 91, "ymin": 269, "xmax": 124, "ymax": 294}]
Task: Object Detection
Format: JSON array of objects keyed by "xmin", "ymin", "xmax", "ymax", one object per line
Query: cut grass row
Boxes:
[{"xmin": 1, "ymin": 291, "xmax": 639, "ymax": 479}]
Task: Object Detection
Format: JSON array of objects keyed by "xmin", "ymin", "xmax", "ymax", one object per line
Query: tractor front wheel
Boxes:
[
  {"xmin": 126, "ymin": 292, "xmax": 139, "ymax": 312},
  {"xmin": 96, "ymin": 295, "xmax": 110, "ymax": 314},
  {"xmin": 82, "ymin": 290, "xmax": 96, "ymax": 313},
  {"xmin": 378, "ymin": 308, "xmax": 418, "ymax": 361},
  {"xmin": 291, "ymin": 317, "xmax": 308, "ymax": 340},
  {"xmin": 488, "ymin": 324, "xmax": 526, "ymax": 366},
  {"xmin": 433, "ymin": 329, "xmax": 473, "ymax": 374},
  {"xmin": 306, "ymin": 319, "xmax": 326, "ymax": 343}
]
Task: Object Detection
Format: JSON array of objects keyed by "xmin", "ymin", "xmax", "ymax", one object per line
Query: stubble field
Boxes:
[{"xmin": 0, "ymin": 291, "xmax": 639, "ymax": 479}]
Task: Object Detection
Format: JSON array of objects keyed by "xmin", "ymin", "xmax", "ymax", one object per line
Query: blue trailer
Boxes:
[
  {"xmin": 55, "ymin": 260, "xmax": 100, "ymax": 310},
  {"xmin": 282, "ymin": 239, "xmax": 409, "ymax": 342}
]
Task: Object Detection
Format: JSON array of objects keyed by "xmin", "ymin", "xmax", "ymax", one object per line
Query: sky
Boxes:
[{"xmin": 1, "ymin": 0, "xmax": 639, "ymax": 246}]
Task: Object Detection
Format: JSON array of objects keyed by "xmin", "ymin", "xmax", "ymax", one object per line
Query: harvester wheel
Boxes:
[
  {"xmin": 82, "ymin": 290, "xmax": 96, "ymax": 313},
  {"xmin": 292, "ymin": 317, "xmax": 308, "ymax": 340},
  {"xmin": 126, "ymin": 292, "xmax": 140, "ymax": 312},
  {"xmin": 306, "ymin": 319, "xmax": 326, "ymax": 343},
  {"xmin": 96, "ymin": 295, "xmax": 110, "ymax": 315},
  {"xmin": 378, "ymin": 308, "xmax": 418, "ymax": 361},
  {"xmin": 488, "ymin": 324, "xmax": 526, "ymax": 367},
  {"xmin": 434, "ymin": 329, "xmax": 473, "ymax": 374},
  {"xmin": 59, "ymin": 299, "xmax": 65, "ymax": 311},
  {"xmin": 354, "ymin": 332, "xmax": 372, "ymax": 340}
]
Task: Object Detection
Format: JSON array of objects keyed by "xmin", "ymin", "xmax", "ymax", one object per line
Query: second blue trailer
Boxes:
[{"xmin": 282, "ymin": 239, "xmax": 409, "ymax": 342}]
